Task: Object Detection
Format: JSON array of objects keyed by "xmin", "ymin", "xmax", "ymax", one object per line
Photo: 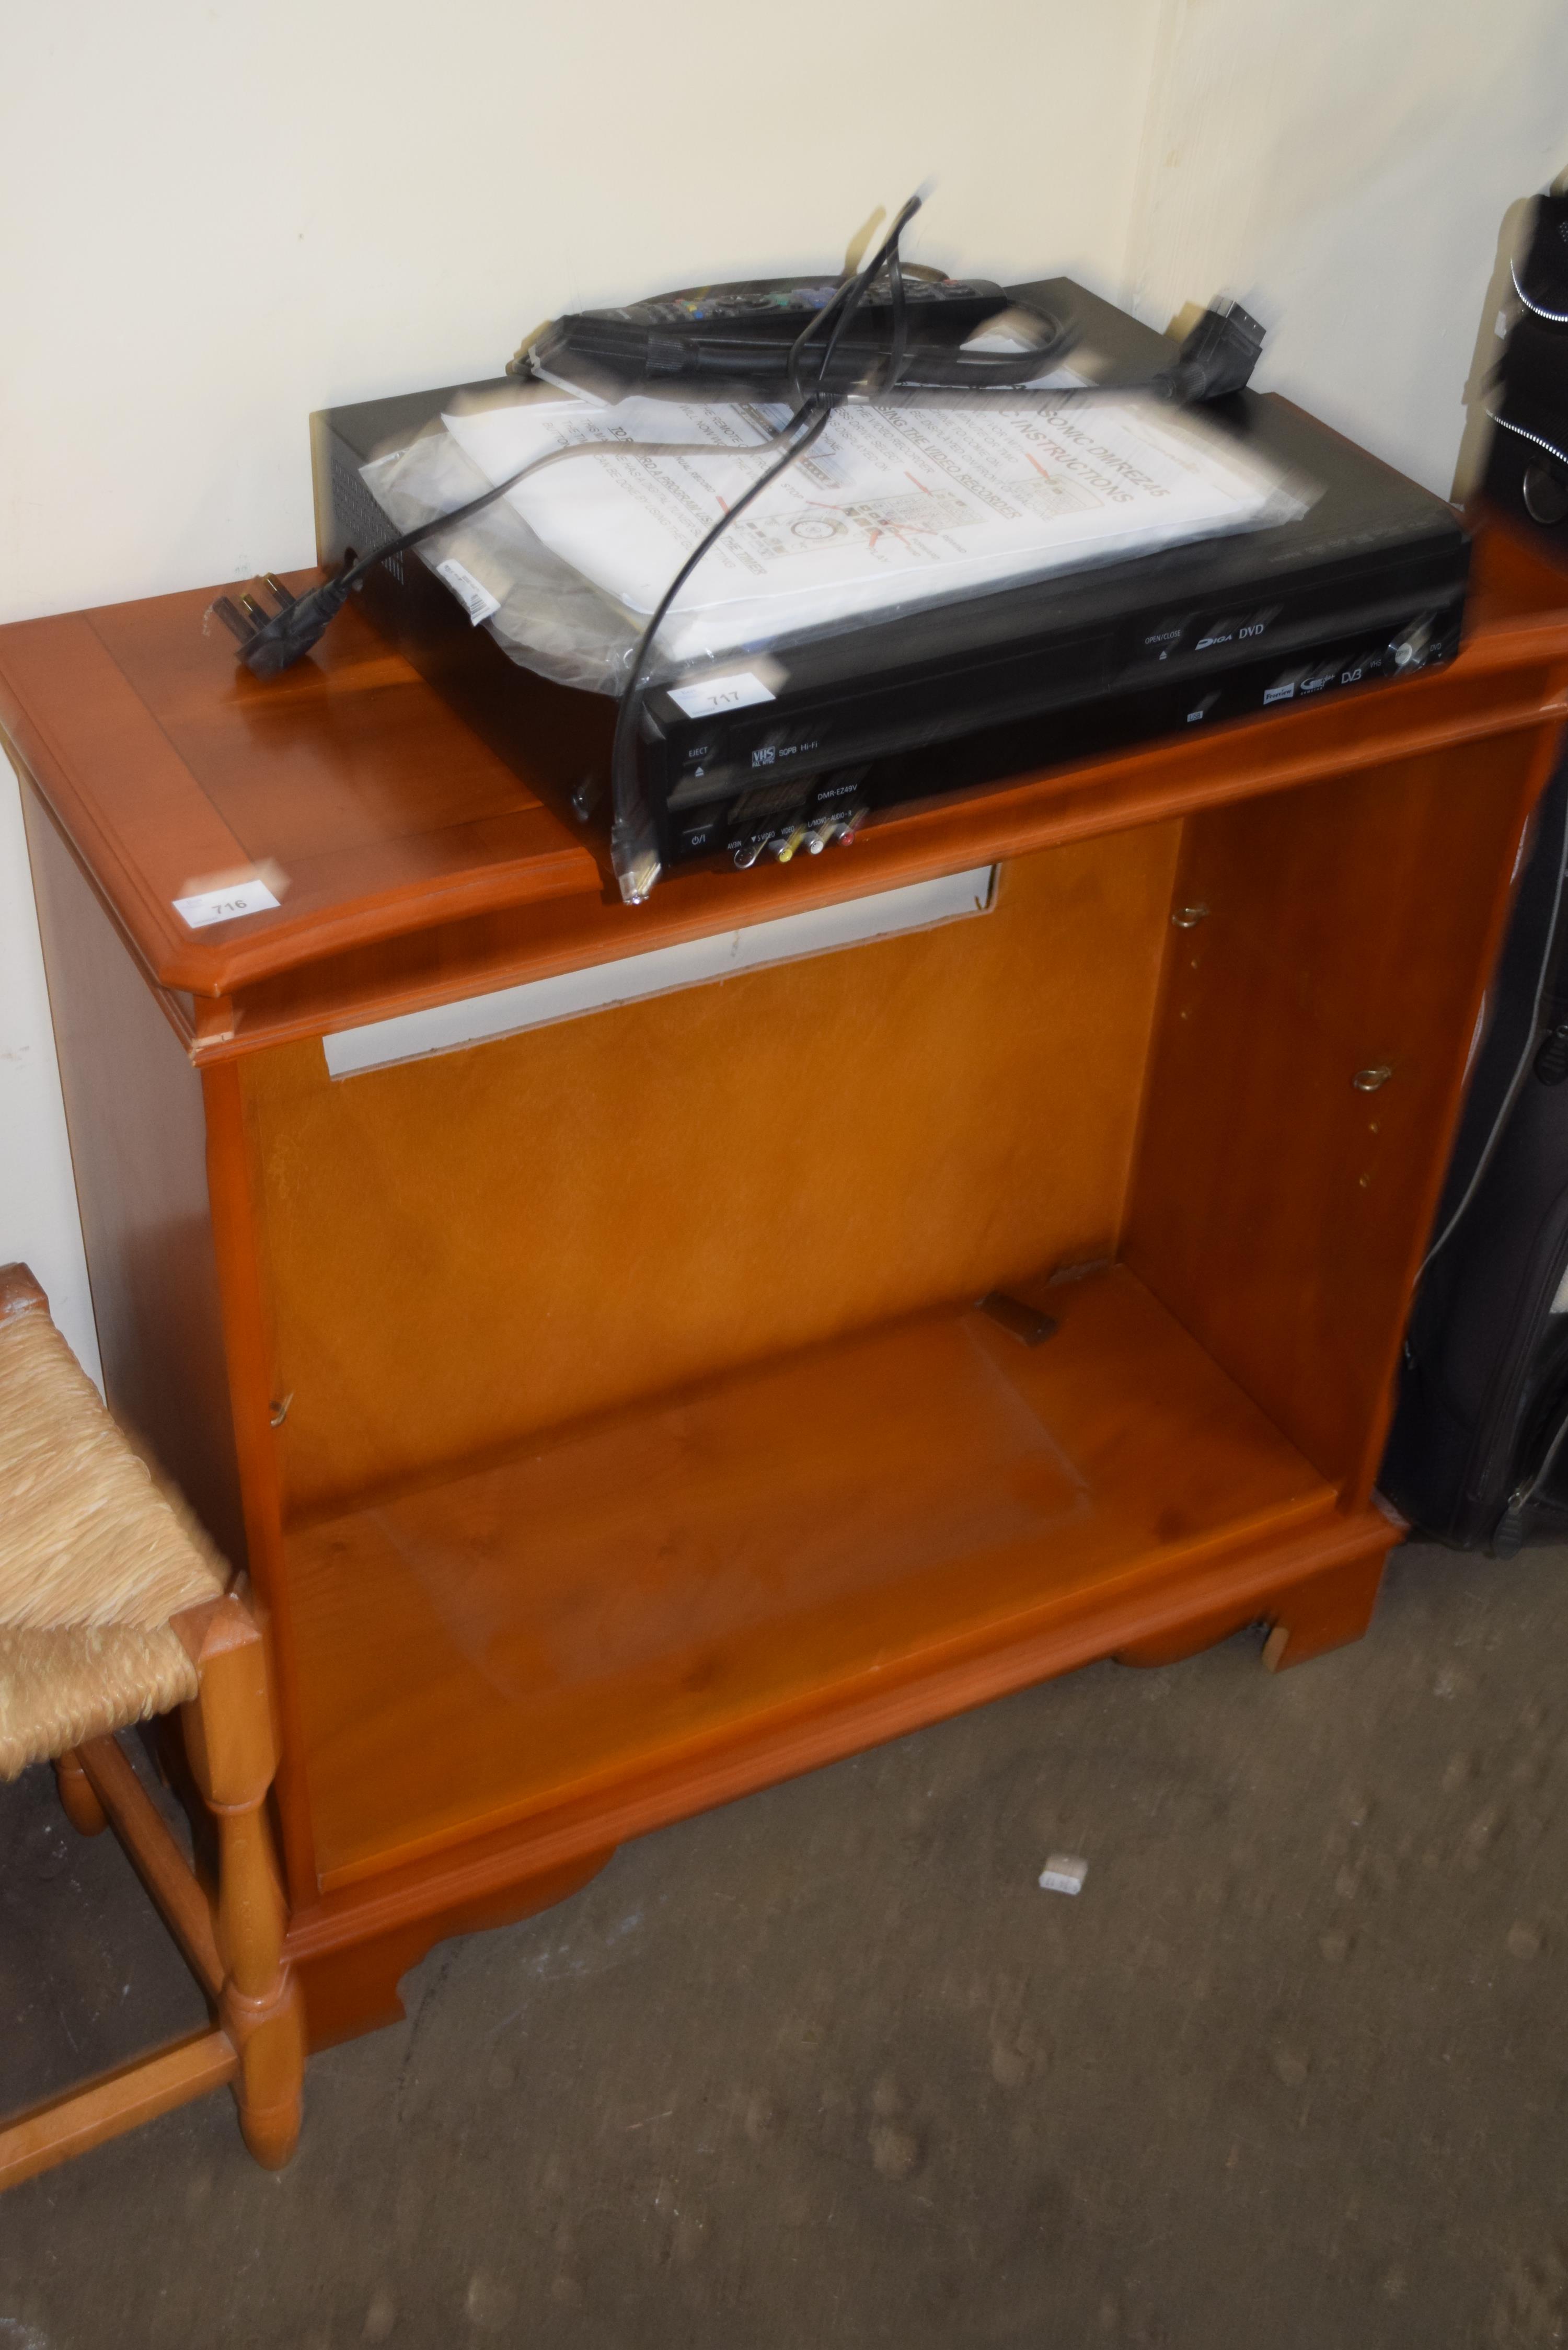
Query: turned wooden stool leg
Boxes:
[
  {"xmin": 54, "ymin": 1747, "xmax": 108, "ymax": 1836},
  {"xmin": 175, "ymin": 1592, "xmax": 305, "ymax": 2169}
]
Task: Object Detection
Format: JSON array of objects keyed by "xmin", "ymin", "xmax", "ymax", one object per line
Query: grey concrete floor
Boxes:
[{"xmin": 4, "ymin": 1538, "xmax": 1568, "ymax": 2348}]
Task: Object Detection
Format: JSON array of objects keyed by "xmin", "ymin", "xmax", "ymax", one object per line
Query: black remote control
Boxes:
[{"xmin": 520, "ymin": 272, "xmax": 1074, "ymax": 399}]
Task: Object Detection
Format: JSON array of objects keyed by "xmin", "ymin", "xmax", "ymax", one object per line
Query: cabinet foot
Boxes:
[
  {"xmin": 1261, "ymin": 1548, "xmax": 1386, "ymax": 1671},
  {"xmin": 1114, "ymin": 1517, "xmax": 1397, "ymax": 1673},
  {"xmin": 291, "ymin": 1848, "xmax": 617, "ymax": 2049},
  {"xmin": 1115, "ymin": 1602, "xmax": 1257, "ymax": 1669}
]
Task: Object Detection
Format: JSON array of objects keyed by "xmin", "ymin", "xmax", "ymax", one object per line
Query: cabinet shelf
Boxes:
[{"xmin": 289, "ymin": 1265, "xmax": 1335, "ymax": 1889}]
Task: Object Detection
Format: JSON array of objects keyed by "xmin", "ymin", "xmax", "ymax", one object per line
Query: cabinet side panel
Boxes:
[
  {"xmin": 1123, "ymin": 725, "xmax": 1559, "ymax": 1500},
  {"xmin": 20, "ymin": 786, "xmax": 247, "ymax": 1568}
]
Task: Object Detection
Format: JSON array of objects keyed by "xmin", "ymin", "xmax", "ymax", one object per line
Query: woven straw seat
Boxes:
[
  {"xmin": 0, "ymin": 1263, "xmax": 304, "ymax": 2189},
  {"xmin": 0, "ymin": 1266, "xmax": 226, "ymax": 1779}
]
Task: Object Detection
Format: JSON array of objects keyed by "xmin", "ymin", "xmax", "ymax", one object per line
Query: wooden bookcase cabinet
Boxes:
[{"xmin": 5, "ymin": 520, "xmax": 1566, "ymax": 2046}]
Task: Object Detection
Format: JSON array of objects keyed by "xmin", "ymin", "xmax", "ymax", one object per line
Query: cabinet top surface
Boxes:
[{"xmin": 2, "ymin": 509, "xmax": 1566, "ymax": 1022}]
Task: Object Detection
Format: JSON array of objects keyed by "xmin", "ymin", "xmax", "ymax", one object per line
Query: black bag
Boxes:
[
  {"xmin": 1483, "ymin": 193, "xmax": 1568, "ymax": 540},
  {"xmin": 1382, "ymin": 755, "xmax": 1568, "ymax": 1550}
]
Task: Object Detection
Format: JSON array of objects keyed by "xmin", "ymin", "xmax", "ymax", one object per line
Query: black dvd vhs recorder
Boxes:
[{"xmin": 314, "ymin": 280, "xmax": 1470, "ymax": 878}]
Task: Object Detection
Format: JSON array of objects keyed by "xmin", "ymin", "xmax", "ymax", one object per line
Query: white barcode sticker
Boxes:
[
  {"xmin": 435, "ymin": 558, "xmax": 501, "ymax": 626},
  {"xmin": 667, "ymin": 669, "xmax": 778, "ymax": 720},
  {"xmin": 173, "ymin": 876, "xmax": 282, "ymax": 930}
]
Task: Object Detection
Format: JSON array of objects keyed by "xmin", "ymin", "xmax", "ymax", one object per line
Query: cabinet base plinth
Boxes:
[
  {"xmin": 289, "ymin": 1849, "xmax": 617, "ymax": 2049},
  {"xmin": 1261, "ymin": 1547, "xmax": 1388, "ymax": 1671},
  {"xmin": 1115, "ymin": 1542, "xmax": 1390, "ymax": 1671}
]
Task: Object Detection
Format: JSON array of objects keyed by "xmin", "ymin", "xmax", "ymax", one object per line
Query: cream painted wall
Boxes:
[
  {"xmin": 2, "ymin": 0, "xmax": 1161, "ymax": 626},
  {"xmin": 0, "ymin": 767, "xmax": 101, "ymax": 1384},
  {"xmin": 1, "ymin": 0, "xmax": 1565, "ymax": 1385},
  {"xmin": 1126, "ymin": 0, "xmax": 1568, "ymax": 496}
]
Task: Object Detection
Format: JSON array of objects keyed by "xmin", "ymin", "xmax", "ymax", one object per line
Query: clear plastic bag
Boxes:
[
  {"xmin": 363, "ymin": 380, "xmax": 1313, "ymax": 701},
  {"xmin": 363, "ymin": 396, "xmax": 642, "ymax": 697}
]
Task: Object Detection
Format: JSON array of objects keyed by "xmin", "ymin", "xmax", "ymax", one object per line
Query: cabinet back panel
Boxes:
[{"xmin": 244, "ymin": 826, "xmax": 1180, "ymax": 1519}]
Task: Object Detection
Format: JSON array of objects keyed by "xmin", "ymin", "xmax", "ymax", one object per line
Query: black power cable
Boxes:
[
  {"xmin": 212, "ymin": 415, "xmax": 828, "ymax": 679},
  {"xmin": 609, "ymin": 189, "xmax": 933, "ymax": 898},
  {"xmin": 606, "ymin": 406, "xmax": 832, "ymax": 896},
  {"xmin": 215, "ymin": 193, "xmax": 933, "ymax": 693}
]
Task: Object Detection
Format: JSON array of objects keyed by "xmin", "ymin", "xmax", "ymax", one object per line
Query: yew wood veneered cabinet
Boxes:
[{"xmin": 4, "ymin": 514, "xmax": 1566, "ymax": 2047}]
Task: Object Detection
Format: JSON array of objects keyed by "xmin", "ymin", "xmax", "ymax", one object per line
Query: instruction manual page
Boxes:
[{"xmin": 435, "ymin": 386, "xmax": 1309, "ymax": 665}]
